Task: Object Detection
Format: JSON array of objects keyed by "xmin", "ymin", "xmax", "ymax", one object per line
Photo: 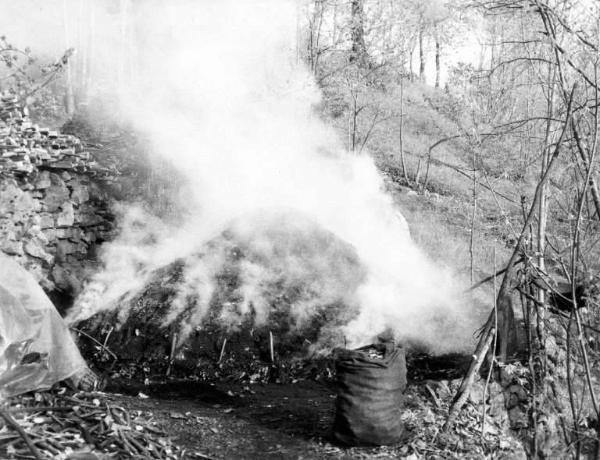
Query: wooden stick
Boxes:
[
  {"xmin": 0, "ymin": 407, "xmax": 43, "ymax": 460},
  {"xmin": 166, "ymin": 332, "xmax": 178, "ymax": 377},
  {"xmin": 8, "ymin": 406, "xmax": 75, "ymax": 414},
  {"xmin": 269, "ymin": 331, "xmax": 275, "ymax": 363},
  {"xmin": 218, "ymin": 338, "xmax": 227, "ymax": 364},
  {"xmin": 103, "ymin": 326, "xmax": 114, "ymax": 350},
  {"xmin": 443, "ymin": 327, "xmax": 495, "ymax": 433},
  {"xmin": 71, "ymin": 327, "xmax": 118, "ymax": 361},
  {"xmin": 481, "ymin": 245, "xmax": 498, "ymax": 439}
]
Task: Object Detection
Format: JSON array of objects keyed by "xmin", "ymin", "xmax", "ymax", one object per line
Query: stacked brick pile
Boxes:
[{"xmin": 0, "ymin": 92, "xmax": 116, "ymax": 298}]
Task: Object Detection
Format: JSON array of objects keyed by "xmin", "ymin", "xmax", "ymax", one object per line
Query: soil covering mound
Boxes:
[{"xmin": 78, "ymin": 211, "xmax": 367, "ymax": 379}]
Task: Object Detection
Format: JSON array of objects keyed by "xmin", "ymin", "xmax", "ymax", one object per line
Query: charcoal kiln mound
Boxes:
[{"xmin": 77, "ymin": 211, "xmax": 368, "ymax": 381}]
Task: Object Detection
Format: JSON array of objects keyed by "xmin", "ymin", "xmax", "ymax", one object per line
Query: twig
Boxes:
[
  {"xmin": 481, "ymin": 245, "xmax": 498, "ymax": 439},
  {"xmin": 443, "ymin": 327, "xmax": 496, "ymax": 433},
  {"xmin": 218, "ymin": 338, "xmax": 228, "ymax": 364},
  {"xmin": 8, "ymin": 406, "xmax": 75, "ymax": 413},
  {"xmin": 71, "ymin": 327, "xmax": 118, "ymax": 361},
  {"xmin": 103, "ymin": 326, "xmax": 114, "ymax": 350},
  {"xmin": 191, "ymin": 453, "xmax": 217, "ymax": 460},
  {"xmin": 425, "ymin": 384, "xmax": 441, "ymax": 408},
  {"xmin": 0, "ymin": 407, "xmax": 43, "ymax": 460}
]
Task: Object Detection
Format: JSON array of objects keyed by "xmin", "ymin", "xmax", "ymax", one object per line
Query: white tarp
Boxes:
[{"xmin": 0, "ymin": 254, "xmax": 87, "ymax": 399}]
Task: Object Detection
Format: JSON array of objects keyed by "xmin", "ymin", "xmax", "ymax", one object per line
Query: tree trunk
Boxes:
[
  {"xmin": 419, "ymin": 27, "xmax": 425, "ymax": 82},
  {"xmin": 435, "ymin": 26, "xmax": 441, "ymax": 88},
  {"xmin": 62, "ymin": 0, "xmax": 75, "ymax": 117},
  {"xmin": 350, "ymin": 0, "xmax": 368, "ymax": 67},
  {"xmin": 409, "ymin": 44, "xmax": 415, "ymax": 81},
  {"xmin": 399, "ymin": 78, "xmax": 409, "ymax": 182}
]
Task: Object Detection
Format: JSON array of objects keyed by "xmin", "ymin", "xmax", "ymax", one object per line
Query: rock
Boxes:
[
  {"xmin": 0, "ymin": 181, "xmax": 39, "ymax": 219},
  {"xmin": 25, "ymin": 225, "xmax": 49, "ymax": 246},
  {"xmin": 11, "ymin": 192, "xmax": 40, "ymax": 222},
  {"xmin": 1, "ymin": 224, "xmax": 22, "ymax": 241},
  {"xmin": 468, "ymin": 379, "xmax": 486, "ymax": 406},
  {"xmin": 87, "ymin": 182, "xmax": 108, "ymax": 202},
  {"xmin": 39, "ymin": 213, "xmax": 55, "ymax": 229},
  {"xmin": 57, "ymin": 201, "xmax": 75, "ymax": 227},
  {"xmin": 51, "ymin": 264, "xmax": 82, "ymax": 294},
  {"xmin": 27, "ymin": 215, "xmax": 41, "ymax": 227},
  {"xmin": 23, "ymin": 260, "xmax": 51, "ymax": 289},
  {"xmin": 508, "ymin": 384, "xmax": 528, "ymax": 402},
  {"xmin": 1, "ymin": 239, "xmax": 23, "ymax": 256},
  {"xmin": 0, "ymin": 182, "xmax": 21, "ymax": 213},
  {"xmin": 34, "ymin": 170, "xmax": 51, "ymax": 189},
  {"xmin": 24, "ymin": 239, "xmax": 53, "ymax": 265},
  {"xmin": 43, "ymin": 228, "xmax": 57, "ymax": 242},
  {"xmin": 82, "ymin": 231, "xmax": 97, "ymax": 243},
  {"xmin": 56, "ymin": 239, "xmax": 88, "ymax": 261},
  {"xmin": 508, "ymin": 406, "xmax": 529, "ymax": 429},
  {"xmin": 70, "ymin": 181, "xmax": 90, "ymax": 205},
  {"xmin": 75, "ymin": 210, "xmax": 103, "ymax": 226},
  {"xmin": 56, "ymin": 227, "xmax": 84, "ymax": 241},
  {"xmin": 56, "ymin": 240, "xmax": 79, "ymax": 260},
  {"xmin": 535, "ymin": 413, "xmax": 563, "ymax": 458},
  {"xmin": 487, "ymin": 382, "xmax": 506, "ymax": 418},
  {"xmin": 43, "ymin": 174, "xmax": 70, "ymax": 211}
]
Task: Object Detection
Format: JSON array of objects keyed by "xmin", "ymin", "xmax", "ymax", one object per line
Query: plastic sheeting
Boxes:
[{"xmin": 0, "ymin": 254, "xmax": 88, "ymax": 399}]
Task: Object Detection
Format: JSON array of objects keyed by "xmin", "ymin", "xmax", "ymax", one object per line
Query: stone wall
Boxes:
[{"xmin": 0, "ymin": 94, "xmax": 117, "ymax": 308}]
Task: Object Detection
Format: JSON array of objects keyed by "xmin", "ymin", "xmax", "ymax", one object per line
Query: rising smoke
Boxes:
[{"xmin": 29, "ymin": 0, "xmax": 477, "ymax": 353}]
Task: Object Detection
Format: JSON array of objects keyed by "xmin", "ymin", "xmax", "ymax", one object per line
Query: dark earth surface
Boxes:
[
  {"xmin": 108, "ymin": 380, "xmax": 409, "ymax": 460},
  {"xmin": 98, "ymin": 352, "xmax": 473, "ymax": 460}
]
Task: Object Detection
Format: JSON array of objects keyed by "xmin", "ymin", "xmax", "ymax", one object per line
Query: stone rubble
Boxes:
[{"xmin": 0, "ymin": 92, "xmax": 117, "ymax": 300}]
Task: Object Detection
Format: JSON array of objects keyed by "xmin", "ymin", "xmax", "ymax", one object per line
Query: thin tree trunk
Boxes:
[
  {"xmin": 350, "ymin": 0, "xmax": 368, "ymax": 67},
  {"xmin": 399, "ymin": 78, "xmax": 409, "ymax": 182},
  {"xmin": 419, "ymin": 27, "xmax": 425, "ymax": 81},
  {"xmin": 62, "ymin": 0, "xmax": 75, "ymax": 117},
  {"xmin": 572, "ymin": 121, "xmax": 600, "ymax": 219},
  {"xmin": 85, "ymin": 1, "xmax": 95, "ymax": 96},
  {"xmin": 435, "ymin": 25, "xmax": 441, "ymax": 88},
  {"xmin": 470, "ymin": 148, "xmax": 477, "ymax": 284},
  {"xmin": 536, "ymin": 64, "xmax": 554, "ymax": 356},
  {"xmin": 409, "ymin": 44, "xmax": 415, "ymax": 80}
]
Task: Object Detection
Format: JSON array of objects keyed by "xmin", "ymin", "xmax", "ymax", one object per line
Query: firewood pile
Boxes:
[
  {"xmin": 1, "ymin": 388, "xmax": 183, "ymax": 460},
  {"xmin": 0, "ymin": 94, "xmax": 117, "ymax": 178}
]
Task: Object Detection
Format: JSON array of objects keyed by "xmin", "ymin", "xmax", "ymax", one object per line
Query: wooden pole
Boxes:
[
  {"xmin": 218, "ymin": 338, "xmax": 227, "ymax": 364},
  {"xmin": 166, "ymin": 332, "xmax": 178, "ymax": 377}
]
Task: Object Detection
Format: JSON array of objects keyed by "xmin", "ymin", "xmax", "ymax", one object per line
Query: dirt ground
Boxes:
[{"xmin": 108, "ymin": 379, "xmax": 415, "ymax": 460}]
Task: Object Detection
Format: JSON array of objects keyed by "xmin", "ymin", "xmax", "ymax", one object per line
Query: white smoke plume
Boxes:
[{"xmin": 9, "ymin": 0, "xmax": 478, "ymax": 353}]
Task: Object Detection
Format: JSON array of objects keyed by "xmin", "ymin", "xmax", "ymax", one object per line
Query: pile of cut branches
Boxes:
[{"xmin": 0, "ymin": 387, "xmax": 183, "ymax": 459}]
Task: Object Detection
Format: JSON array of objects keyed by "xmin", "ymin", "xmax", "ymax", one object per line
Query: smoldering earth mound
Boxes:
[{"xmin": 77, "ymin": 211, "xmax": 368, "ymax": 379}]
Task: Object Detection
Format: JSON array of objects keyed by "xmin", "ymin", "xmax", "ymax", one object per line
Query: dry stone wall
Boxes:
[{"xmin": 0, "ymin": 94, "xmax": 117, "ymax": 305}]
